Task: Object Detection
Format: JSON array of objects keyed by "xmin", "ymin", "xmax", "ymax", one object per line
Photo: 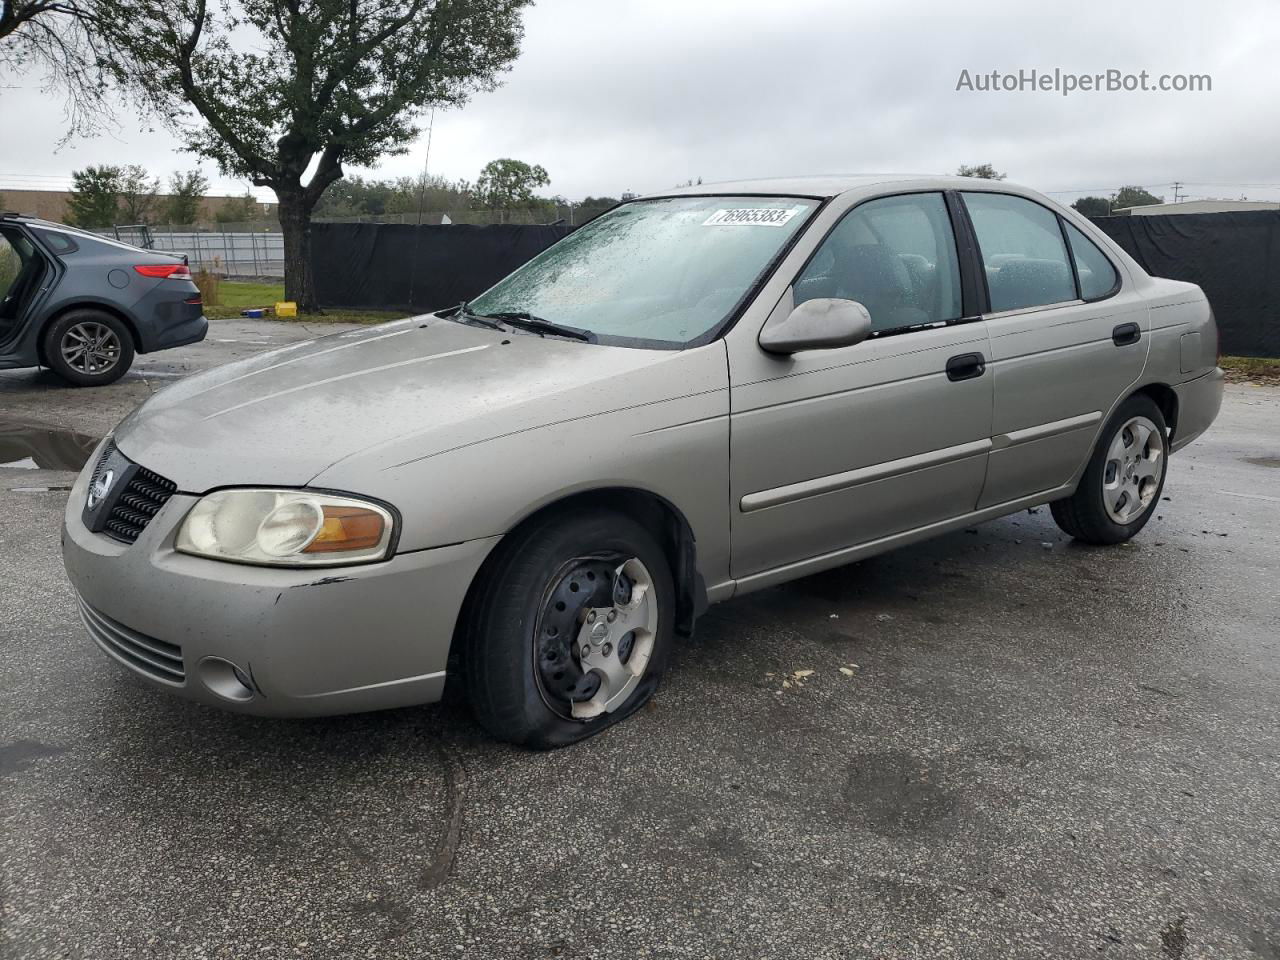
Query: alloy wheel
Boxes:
[
  {"xmin": 61, "ymin": 322, "xmax": 122, "ymax": 375},
  {"xmin": 1102, "ymin": 415, "xmax": 1164, "ymax": 524},
  {"xmin": 534, "ymin": 554, "xmax": 657, "ymax": 720}
]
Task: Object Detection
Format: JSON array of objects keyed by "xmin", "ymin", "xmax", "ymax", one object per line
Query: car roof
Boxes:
[{"xmin": 646, "ymin": 174, "xmax": 1041, "ymax": 200}]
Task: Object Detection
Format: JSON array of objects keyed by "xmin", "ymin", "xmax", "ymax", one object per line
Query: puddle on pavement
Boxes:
[
  {"xmin": 0, "ymin": 421, "xmax": 100, "ymax": 471},
  {"xmin": 1243, "ymin": 456, "xmax": 1280, "ymax": 468}
]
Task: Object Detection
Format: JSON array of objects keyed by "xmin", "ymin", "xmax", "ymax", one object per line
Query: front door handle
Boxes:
[
  {"xmin": 946, "ymin": 352, "xmax": 986, "ymax": 382},
  {"xmin": 1112, "ymin": 322, "xmax": 1141, "ymax": 346}
]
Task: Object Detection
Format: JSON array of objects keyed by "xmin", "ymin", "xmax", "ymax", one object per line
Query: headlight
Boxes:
[{"xmin": 175, "ymin": 489, "xmax": 395, "ymax": 567}]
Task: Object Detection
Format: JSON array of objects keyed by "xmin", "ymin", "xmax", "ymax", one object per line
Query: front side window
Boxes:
[
  {"xmin": 793, "ymin": 192, "xmax": 962, "ymax": 334},
  {"xmin": 963, "ymin": 192, "xmax": 1077, "ymax": 312},
  {"xmin": 468, "ymin": 195, "xmax": 817, "ymax": 347},
  {"xmin": 1064, "ymin": 221, "xmax": 1119, "ymax": 300}
]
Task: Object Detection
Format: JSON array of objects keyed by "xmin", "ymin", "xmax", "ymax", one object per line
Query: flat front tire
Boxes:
[
  {"xmin": 42, "ymin": 309, "xmax": 135, "ymax": 387},
  {"xmin": 1051, "ymin": 394, "xmax": 1168, "ymax": 545},
  {"xmin": 461, "ymin": 509, "xmax": 675, "ymax": 749}
]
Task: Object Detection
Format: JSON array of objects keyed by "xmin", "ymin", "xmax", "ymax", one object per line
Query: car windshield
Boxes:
[{"xmin": 467, "ymin": 195, "xmax": 819, "ymax": 347}]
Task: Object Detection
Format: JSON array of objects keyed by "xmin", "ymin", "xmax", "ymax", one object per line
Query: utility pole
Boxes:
[
  {"xmin": 415, "ymin": 106, "xmax": 437, "ymax": 226},
  {"xmin": 1172, "ymin": 181, "xmax": 1183, "ymax": 203}
]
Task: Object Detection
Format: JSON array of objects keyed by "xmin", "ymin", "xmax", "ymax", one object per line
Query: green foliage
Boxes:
[
  {"xmin": 0, "ymin": 239, "xmax": 19, "ymax": 293},
  {"xmin": 957, "ymin": 163, "xmax": 1007, "ymax": 180},
  {"xmin": 312, "ymin": 173, "xmax": 472, "ymax": 218},
  {"xmin": 67, "ymin": 165, "xmax": 123, "ymax": 227},
  {"xmin": 0, "ymin": 0, "xmax": 117, "ymax": 139},
  {"xmin": 474, "ymin": 158, "xmax": 550, "ymax": 210},
  {"xmin": 1110, "ymin": 186, "xmax": 1163, "ymax": 210},
  {"xmin": 163, "ymin": 169, "xmax": 209, "ymax": 224},
  {"xmin": 97, "ymin": 0, "xmax": 531, "ymax": 308},
  {"xmin": 1071, "ymin": 196, "xmax": 1113, "ymax": 218},
  {"xmin": 215, "ymin": 190, "xmax": 262, "ymax": 223},
  {"xmin": 100, "ymin": 0, "xmax": 529, "ymax": 198},
  {"xmin": 118, "ymin": 164, "xmax": 160, "ymax": 224}
]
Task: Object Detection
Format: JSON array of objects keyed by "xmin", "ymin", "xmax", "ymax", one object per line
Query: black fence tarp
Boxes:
[
  {"xmin": 1091, "ymin": 211, "xmax": 1280, "ymax": 358},
  {"xmin": 312, "ymin": 222, "xmax": 573, "ymax": 313}
]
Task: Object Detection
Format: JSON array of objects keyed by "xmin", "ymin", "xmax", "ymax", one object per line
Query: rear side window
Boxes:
[
  {"xmin": 963, "ymin": 192, "xmax": 1076, "ymax": 312},
  {"xmin": 31, "ymin": 228, "xmax": 79, "ymax": 255},
  {"xmin": 1063, "ymin": 221, "xmax": 1118, "ymax": 300},
  {"xmin": 794, "ymin": 192, "xmax": 962, "ymax": 333}
]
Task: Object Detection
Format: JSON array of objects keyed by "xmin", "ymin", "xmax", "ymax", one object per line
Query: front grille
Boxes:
[
  {"xmin": 103, "ymin": 465, "xmax": 178, "ymax": 544},
  {"xmin": 76, "ymin": 594, "xmax": 185, "ymax": 684},
  {"xmin": 83, "ymin": 440, "xmax": 179, "ymax": 545}
]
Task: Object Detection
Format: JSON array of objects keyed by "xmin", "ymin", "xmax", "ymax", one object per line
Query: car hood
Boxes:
[{"xmin": 114, "ymin": 317, "xmax": 699, "ymax": 491}]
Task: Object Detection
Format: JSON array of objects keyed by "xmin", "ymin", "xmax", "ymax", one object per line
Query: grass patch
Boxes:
[
  {"xmin": 1221, "ymin": 355, "xmax": 1280, "ymax": 384},
  {"xmin": 204, "ymin": 280, "xmax": 408, "ymax": 324},
  {"xmin": 215, "ymin": 281, "xmax": 284, "ymax": 311}
]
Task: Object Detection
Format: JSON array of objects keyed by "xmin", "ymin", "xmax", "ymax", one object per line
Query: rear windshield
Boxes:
[{"xmin": 468, "ymin": 195, "xmax": 818, "ymax": 347}]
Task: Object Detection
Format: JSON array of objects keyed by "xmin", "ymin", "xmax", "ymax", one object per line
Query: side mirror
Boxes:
[{"xmin": 758, "ymin": 297, "xmax": 872, "ymax": 355}]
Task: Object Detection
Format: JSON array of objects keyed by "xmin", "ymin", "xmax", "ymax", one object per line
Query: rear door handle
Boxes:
[
  {"xmin": 1112, "ymin": 322, "xmax": 1141, "ymax": 346},
  {"xmin": 946, "ymin": 352, "xmax": 986, "ymax": 382}
]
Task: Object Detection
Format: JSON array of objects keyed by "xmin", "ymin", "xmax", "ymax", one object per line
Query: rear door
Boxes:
[
  {"xmin": 961, "ymin": 192, "xmax": 1148, "ymax": 508},
  {"xmin": 0, "ymin": 225, "xmax": 49, "ymax": 349}
]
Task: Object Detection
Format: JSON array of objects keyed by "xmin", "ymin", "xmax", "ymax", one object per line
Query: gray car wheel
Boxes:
[
  {"xmin": 461, "ymin": 508, "xmax": 674, "ymax": 749},
  {"xmin": 42, "ymin": 309, "xmax": 135, "ymax": 387},
  {"xmin": 1051, "ymin": 394, "xmax": 1168, "ymax": 545}
]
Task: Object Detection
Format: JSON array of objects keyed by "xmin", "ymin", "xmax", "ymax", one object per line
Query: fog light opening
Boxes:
[{"xmin": 198, "ymin": 656, "xmax": 256, "ymax": 702}]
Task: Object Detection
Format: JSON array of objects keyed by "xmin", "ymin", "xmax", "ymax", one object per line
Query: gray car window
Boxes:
[
  {"xmin": 1063, "ymin": 221, "xmax": 1119, "ymax": 300},
  {"xmin": 963, "ymin": 192, "xmax": 1077, "ymax": 312},
  {"xmin": 793, "ymin": 192, "xmax": 962, "ymax": 333},
  {"xmin": 468, "ymin": 196, "xmax": 817, "ymax": 347}
]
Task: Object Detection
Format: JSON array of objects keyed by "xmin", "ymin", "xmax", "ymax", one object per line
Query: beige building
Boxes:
[
  {"xmin": 0, "ymin": 188, "xmax": 275, "ymax": 224},
  {"xmin": 1115, "ymin": 199, "xmax": 1280, "ymax": 216}
]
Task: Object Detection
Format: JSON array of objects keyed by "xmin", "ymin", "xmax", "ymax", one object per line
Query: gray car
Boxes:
[
  {"xmin": 1, "ymin": 213, "xmax": 207, "ymax": 386},
  {"xmin": 61, "ymin": 176, "xmax": 1223, "ymax": 747}
]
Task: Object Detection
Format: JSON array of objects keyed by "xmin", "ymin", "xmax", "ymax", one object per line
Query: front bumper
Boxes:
[
  {"xmin": 61, "ymin": 463, "xmax": 499, "ymax": 717},
  {"xmin": 1171, "ymin": 367, "xmax": 1225, "ymax": 453}
]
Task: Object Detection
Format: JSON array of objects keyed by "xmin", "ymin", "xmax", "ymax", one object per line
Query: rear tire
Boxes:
[
  {"xmin": 461, "ymin": 508, "xmax": 674, "ymax": 749},
  {"xmin": 42, "ymin": 309, "xmax": 134, "ymax": 387},
  {"xmin": 1051, "ymin": 394, "xmax": 1168, "ymax": 545}
]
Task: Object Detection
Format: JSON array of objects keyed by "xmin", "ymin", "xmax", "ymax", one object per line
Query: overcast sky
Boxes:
[{"xmin": 3, "ymin": 0, "xmax": 1279, "ymax": 206}]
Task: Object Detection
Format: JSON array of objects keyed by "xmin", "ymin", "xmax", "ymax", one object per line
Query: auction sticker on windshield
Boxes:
[{"xmin": 703, "ymin": 207, "xmax": 800, "ymax": 227}]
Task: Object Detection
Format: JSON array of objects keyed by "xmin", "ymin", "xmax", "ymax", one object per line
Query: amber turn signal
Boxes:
[{"xmin": 303, "ymin": 506, "xmax": 386, "ymax": 553}]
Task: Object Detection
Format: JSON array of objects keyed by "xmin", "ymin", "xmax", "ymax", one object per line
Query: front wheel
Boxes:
[
  {"xmin": 1051, "ymin": 394, "xmax": 1168, "ymax": 544},
  {"xmin": 461, "ymin": 509, "xmax": 674, "ymax": 748}
]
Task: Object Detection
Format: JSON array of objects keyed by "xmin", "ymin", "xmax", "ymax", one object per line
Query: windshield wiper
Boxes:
[
  {"xmin": 448, "ymin": 301, "xmax": 504, "ymax": 331},
  {"xmin": 477, "ymin": 311, "xmax": 595, "ymax": 342}
]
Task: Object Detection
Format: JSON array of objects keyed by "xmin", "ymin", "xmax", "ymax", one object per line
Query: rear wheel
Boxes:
[
  {"xmin": 42, "ymin": 309, "xmax": 134, "ymax": 387},
  {"xmin": 1051, "ymin": 394, "xmax": 1168, "ymax": 544},
  {"xmin": 462, "ymin": 509, "xmax": 674, "ymax": 748}
]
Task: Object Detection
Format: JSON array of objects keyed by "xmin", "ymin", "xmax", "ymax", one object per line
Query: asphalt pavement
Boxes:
[{"xmin": 2, "ymin": 322, "xmax": 1278, "ymax": 959}]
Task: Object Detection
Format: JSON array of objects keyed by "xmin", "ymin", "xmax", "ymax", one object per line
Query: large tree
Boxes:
[
  {"xmin": 0, "ymin": 0, "xmax": 116, "ymax": 137},
  {"xmin": 474, "ymin": 158, "xmax": 549, "ymax": 210},
  {"xmin": 101, "ymin": 0, "xmax": 529, "ymax": 311},
  {"xmin": 66, "ymin": 165, "xmax": 122, "ymax": 227},
  {"xmin": 1110, "ymin": 186, "xmax": 1163, "ymax": 210},
  {"xmin": 1071, "ymin": 196, "xmax": 1112, "ymax": 218},
  {"xmin": 162, "ymin": 169, "xmax": 208, "ymax": 224},
  {"xmin": 118, "ymin": 164, "xmax": 159, "ymax": 224}
]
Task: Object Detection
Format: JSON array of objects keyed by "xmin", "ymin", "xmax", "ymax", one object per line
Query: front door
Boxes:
[{"xmin": 728, "ymin": 191, "xmax": 993, "ymax": 582}]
